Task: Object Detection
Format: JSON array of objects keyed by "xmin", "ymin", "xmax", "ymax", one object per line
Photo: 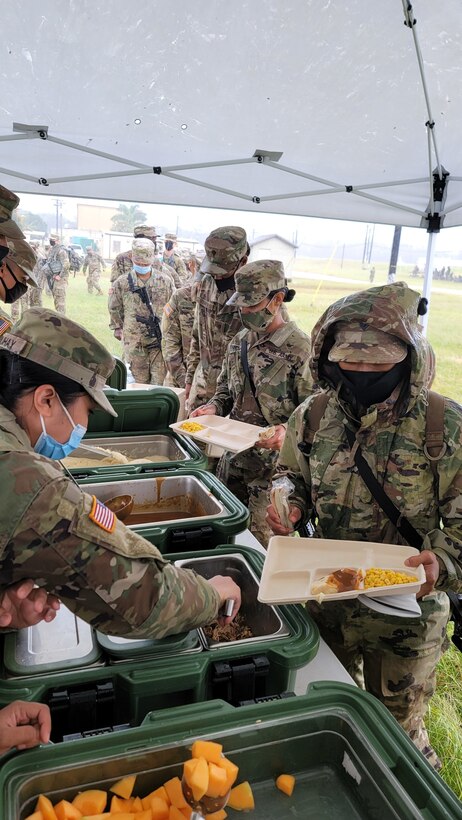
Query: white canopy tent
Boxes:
[{"xmin": 2, "ymin": 0, "xmax": 462, "ymax": 322}]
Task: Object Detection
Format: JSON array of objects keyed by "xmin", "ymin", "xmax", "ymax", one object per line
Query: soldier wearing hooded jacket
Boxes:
[{"xmin": 267, "ymin": 282, "xmax": 462, "ymax": 769}]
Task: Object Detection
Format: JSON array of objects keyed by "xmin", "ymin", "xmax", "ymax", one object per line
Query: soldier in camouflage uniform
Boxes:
[
  {"xmin": 109, "ymin": 238, "xmax": 175, "ymax": 384},
  {"xmin": 0, "ymin": 308, "xmax": 241, "ymax": 638},
  {"xmin": 110, "ymin": 225, "xmax": 174, "ymax": 285},
  {"xmin": 10, "ymin": 242, "xmax": 45, "ymax": 321},
  {"xmin": 82, "ymin": 247, "xmax": 105, "ymax": 295},
  {"xmin": 0, "ymin": 185, "xmax": 40, "ymax": 320},
  {"xmin": 192, "ymin": 260, "xmax": 312, "ymax": 546},
  {"xmin": 185, "ymin": 226, "xmax": 249, "ymax": 412},
  {"xmin": 268, "ymin": 281, "xmax": 462, "ymax": 768},
  {"xmin": 43, "ymin": 233, "xmax": 70, "ymax": 315},
  {"xmin": 161, "ymin": 282, "xmax": 195, "ymax": 388},
  {"xmin": 162, "ymin": 233, "xmax": 188, "ymax": 286}
]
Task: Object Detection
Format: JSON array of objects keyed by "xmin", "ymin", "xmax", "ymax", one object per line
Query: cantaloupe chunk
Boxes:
[
  {"xmin": 150, "ymin": 796, "xmax": 170, "ymax": 820},
  {"xmin": 180, "ymin": 807, "xmax": 193, "ymax": 819},
  {"xmin": 131, "ymin": 797, "xmax": 143, "ymax": 812},
  {"xmin": 141, "ymin": 786, "xmax": 170, "ymax": 811},
  {"xmin": 111, "ymin": 794, "xmax": 133, "ymax": 813},
  {"xmin": 216, "ymin": 757, "xmax": 238, "ymax": 792},
  {"xmin": 205, "ymin": 811, "xmax": 227, "ymax": 820},
  {"xmin": 227, "ymin": 782, "xmax": 255, "ymax": 811},
  {"xmin": 54, "ymin": 800, "xmax": 82, "ymax": 820},
  {"xmin": 163, "ymin": 777, "xmax": 188, "ymax": 809},
  {"xmin": 35, "ymin": 795, "xmax": 58, "ymax": 820},
  {"xmin": 79, "ymin": 815, "xmax": 112, "ymax": 820},
  {"xmin": 206, "ymin": 763, "xmax": 228, "ymax": 798},
  {"xmin": 135, "ymin": 811, "xmax": 153, "ymax": 820},
  {"xmin": 105, "ymin": 814, "xmax": 135, "ymax": 820},
  {"xmin": 182, "ymin": 758, "xmax": 198, "ymax": 785},
  {"xmin": 110, "ymin": 775, "xmax": 137, "ymax": 800},
  {"xmin": 72, "ymin": 791, "xmax": 107, "ymax": 816},
  {"xmin": 168, "ymin": 807, "xmax": 185, "ymax": 820},
  {"xmin": 275, "ymin": 774, "xmax": 295, "ymax": 796},
  {"xmin": 191, "ymin": 740, "xmax": 223, "ymax": 764},
  {"xmin": 188, "ymin": 756, "xmax": 209, "ymax": 802},
  {"xmin": 24, "ymin": 812, "xmax": 44, "ymax": 820}
]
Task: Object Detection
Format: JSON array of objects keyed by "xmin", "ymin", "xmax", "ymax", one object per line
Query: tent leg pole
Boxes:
[{"xmin": 421, "ymin": 232, "xmax": 438, "ymax": 335}]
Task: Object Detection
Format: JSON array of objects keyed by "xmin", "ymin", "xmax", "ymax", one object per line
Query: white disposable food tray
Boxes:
[
  {"xmin": 258, "ymin": 537, "xmax": 425, "ymax": 605},
  {"xmin": 170, "ymin": 415, "xmax": 265, "ymax": 455}
]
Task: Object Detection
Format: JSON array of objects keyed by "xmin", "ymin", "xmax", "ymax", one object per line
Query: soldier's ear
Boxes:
[{"xmin": 33, "ymin": 384, "xmax": 56, "ymax": 417}]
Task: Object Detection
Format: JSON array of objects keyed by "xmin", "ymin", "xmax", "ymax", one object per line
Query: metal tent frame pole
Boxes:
[{"xmin": 421, "ymin": 232, "xmax": 438, "ymax": 335}]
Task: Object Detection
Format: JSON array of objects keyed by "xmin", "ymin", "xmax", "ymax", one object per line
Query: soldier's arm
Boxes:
[
  {"xmin": 185, "ymin": 303, "xmax": 200, "ymax": 386},
  {"xmin": 161, "ymin": 299, "xmax": 187, "ymax": 387},
  {"xmin": 273, "ymin": 398, "xmax": 314, "ymax": 522},
  {"xmin": 82, "ymin": 260, "xmax": 88, "ymax": 274},
  {"xmin": 7, "ymin": 477, "xmax": 221, "ymax": 639},
  {"xmin": 293, "ymin": 357, "xmax": 314, "ymax": 405},
  {"xmin": 108, "ymin": 279, "xmax": 124, "ymax": 331},
  {"xmin": 209, "ymin": 354, "xmax": 233, "ymax": 417},
  {"xmin": 421, "ymin": 402, "xmax": 462, "ymax": 592},
  {"xmin": 110, "ymin": 257, "xmax": 122, "ymax": 283},
  {"xmin": 59, "ymin": 247, "xmax": 70, "ymax": 279},
  {"xmin": 176, "ymin": 256, "xmax": 187, "ymax": 280}
]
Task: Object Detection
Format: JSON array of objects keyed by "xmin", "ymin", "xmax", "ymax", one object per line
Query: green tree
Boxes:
[
  {"xmin": 111, "ymin": 204, "xmax": 147, "ymax": 232},
  {"xmin": 16, "ymin": 210, "xmax": 48, "ymax": 233}
]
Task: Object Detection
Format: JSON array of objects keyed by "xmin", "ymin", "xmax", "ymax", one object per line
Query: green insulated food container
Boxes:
[
  {"xmin": 76, "ymin": 468, "xmax": 249, "ymax": 552},
  {"xmin": 63, "ymin": 387, "xmax": 207, "ymax": 476},
  {"xmin": 0, "ymin": 547, "xmax": 318, "ymax": 744},
  {"xmin": 1, "ymin": 683, "xmax": 460, "ymax": 820}
]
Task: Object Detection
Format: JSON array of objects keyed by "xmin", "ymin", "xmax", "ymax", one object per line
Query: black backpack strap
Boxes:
[
  {"xmin": 425, "ymin": 391, "xmax": 447, "ymax": 479},
  {"xmin": 297, "ymin": 391, "xmax": 330, "ymax": 455},
  {"xmin": 344, "ymin": 425, "xmax": 424, "ymax": 550},
  {"xmin": 240, "ymin": 338, "xmax": 266, "ymax": 419}
]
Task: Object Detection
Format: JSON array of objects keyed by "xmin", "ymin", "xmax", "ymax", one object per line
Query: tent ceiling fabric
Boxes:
[{"xmin": 2, "ymin": 0, "xmax": 462, "ymax": 228}]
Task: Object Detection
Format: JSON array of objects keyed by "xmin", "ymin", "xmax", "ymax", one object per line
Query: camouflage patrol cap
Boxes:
[
  {"xmin": 133, "ymin": 225, "xmax": 157, "ymax": 238},
  {"xmin": 164, "ymin": 233, "xmax": 177, "ymax": 241},
  {"xmin": 328, "ymin": 321, "xmax": 408, "ymax": 364},
  {"xmin": 49, "ymin": 233, "xmax": 60, "ymax": 242},
  {"xmin": 132, "ymin": 237, "xmax": 155, "ymax": 264},
  {"xmin": 0, "ymin": 308, "xmax": 117, "ymax": 416},
  {"xmin": 200, "ymin": 226, "xmax": 247, "ymax": 277},
  {"xmin": 3, "ymin": 237, "xmax": 39, "ymax": 287},
  {"xmin": 227, "ymin": 260, "xmax": 286, "ymax": 307},
  {"xmin": 0, "ymin": 184, "xmax": 25, "ymax": 240}
]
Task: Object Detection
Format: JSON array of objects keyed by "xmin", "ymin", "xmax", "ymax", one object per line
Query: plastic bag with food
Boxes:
[{"xmin": 270, "ymin": 476, "xmax": 295, "ymax": 530}]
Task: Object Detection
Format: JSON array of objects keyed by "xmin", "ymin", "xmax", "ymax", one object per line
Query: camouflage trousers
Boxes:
[
  {"xmin": 10, "ymin": 287, "xmax": 43, "ymax": 321},
  {"xmin": 126, "ymin": 344, "xmax": 166, "ymax": 385},
  {"xmin": 52, "ymin": 282, "xmax": 67, "ymax": 315},
  {"xmin": 216, "ymin": 449, "xmax": 277, "ymax": 547},
  {"xmin": 307, "ymin": 592, "xmax": 450, "ymax": 769},
  {"xmin": 87, "ymin": 271, "xmax": 103, "ymax": 295}
]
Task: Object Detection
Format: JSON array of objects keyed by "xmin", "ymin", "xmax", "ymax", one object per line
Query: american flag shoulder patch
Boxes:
[
  {"xmin": 0, "ymin": 316, "xmax": 12, "ymax": 336},
  {"xmin": 89, "ymin": 495, "xmax": 116, "ymax": 533}
]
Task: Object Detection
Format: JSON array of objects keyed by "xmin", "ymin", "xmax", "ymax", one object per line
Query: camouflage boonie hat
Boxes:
[
  {"xmin": 227, "ymin": 260, "xmax": 287, "ymax": 307},
  {"xmin": 0, "ymin": 308, "xmax": 117, "ymax": 416},
  {"xmin": 200, "ymin": 226, "xmax": 247, "ymax": 277},
  {"xmin": 164, "ymin": 233, "xmax": 177, "ymax": 241},
  {"xmin": 328, "ymin": 321, "xmax": 408, "ymax": 364},
  {"xmin": 133, "ymin": 225, "xmax": 157, "ymax": 238},
  {"xmin": 132, "ymin": 238, "xmax": 155, "ymax": 264},
  {"xmin": 3, "ymin": 237, "xmax": 39, "ymax": 287},
  {"xmin": 0, "ymin": 184, "xmax": 25, "ymax": 240}
]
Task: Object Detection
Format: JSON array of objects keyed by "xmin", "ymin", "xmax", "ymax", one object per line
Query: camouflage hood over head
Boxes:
[{"xmin": 310, "ymin": 282, "xmax": 430, "ymax": 408}]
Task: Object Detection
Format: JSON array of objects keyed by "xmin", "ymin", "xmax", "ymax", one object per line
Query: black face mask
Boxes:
[
  {"xmin": 164, "ymin": 241, "xmax": 174, "ymax": 251},
  {"xmin": 333, "ymin": 361, "xmax": 408, "ymax": 409},
  {"xmin": 214, "ymin": 273, "xmax": 236, "ymax": 293},
  {"xmin": 49, "ymin": 240, "xmax": 56, "ymax": 246},
  {"xmin": 0, "ymin": 246, "xmax": 9, "ymax": 264},
  {"xmin": 0, "ymin": 263, "xmax": 28, "ymax": 303}
]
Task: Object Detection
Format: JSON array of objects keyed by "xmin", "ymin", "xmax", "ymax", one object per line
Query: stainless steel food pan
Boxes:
[{"xmin": 86, "ymin": 434, "xmax": 189, "ymax": 462}]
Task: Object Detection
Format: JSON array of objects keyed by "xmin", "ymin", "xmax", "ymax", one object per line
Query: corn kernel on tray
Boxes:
[
  {"xmin": 170, "ymin": 415, "xmax": 265, "ymax": 455},
  {"xmin": 258, "ymin": 537, "xmax": 426, "ymax": 605}
]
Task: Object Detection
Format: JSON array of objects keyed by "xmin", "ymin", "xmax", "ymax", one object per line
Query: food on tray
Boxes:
[
  {"xmin": 258, "ymin": 425, "xmax": 276, "ymax": 440},
  {"xmin": 180, "ymin": 421, "xmax": 205, "ymax": 433},
  {"xmin": 29, "ymin": 742, "xmax": 243, "ymax": 820},
  {"xmin": 275, "ymin": 773, "xmax": 295, "ymax": 796},
  {"xmin": 227, "ymin": 781, "xmax": 255, "ymax": 811},
  {"xmin": 62, "ymin": 449, "xmax": 169, "ymax": 467},
  {"xmin": 203, "ymin": 613, "xmax": 253, "ymax": 643},
  {"xmin": 364, "ymin": 567, "xmax": 417, "ymax": 588},
  {"xmin": 311, "ymin": 567, "xmax": 366, "ymax": 595}
]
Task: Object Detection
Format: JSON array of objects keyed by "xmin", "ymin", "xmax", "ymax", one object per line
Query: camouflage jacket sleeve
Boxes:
[
  {"xmin": 108, "ymin": 278, "xmax": 124, "ymax": 332},
  {"xmin": 209, "ymin": 352, "xmax": 233, "ymax": 417},
  {"xmin": 273, "ymin": 396, "xmax": 315, "ymax": 521},
  {"xmin": 5, "ymin": 477, "xmax": 220, "ymax": 638},
  {"xmin": 161, "ymin": 297, "xmax": 186, "ymax": 387},
  {"xmin": 82, "ymin": 258, "xmax": 88, "ymax": 274},
  {"xmin": 175, "ymin": 255, "xmax": 188, "ymax": 281},
  {"xmin": 185, "ymin": 302, "xmax": 200, "ymax": 386},
  {"xmin": 110, "ymin": 256, "xmax": 124, "ymax": 283},
  {"xmin": 422, "ymin": 400, "xmax": 462, "ymax": 592},
  {"xmin": 58, "ymin": 246, "xmax": 70, "ymax": 281}
]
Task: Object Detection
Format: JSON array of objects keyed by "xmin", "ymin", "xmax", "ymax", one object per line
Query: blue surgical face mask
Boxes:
[
  {"xmin": 133, "ymin": 263, "xmax": 152, "ymax": 274},
  {"xmin": 33, "ymin": 397, "xmax": 87, "ymax": 460}
]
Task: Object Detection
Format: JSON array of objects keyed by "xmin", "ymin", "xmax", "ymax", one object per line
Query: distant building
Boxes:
[
  {"xmin": 77, "ymin": 204, "xmax": 119, "ymax": 232},
  {"xmin": 249, "ymin": 234, "xmax": 297, "ymax": 274}
]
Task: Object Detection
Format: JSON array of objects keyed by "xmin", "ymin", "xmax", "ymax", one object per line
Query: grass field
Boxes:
[{"xmin": 4, "ymin": 262, "xmax": 462, "ymax": 799}]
